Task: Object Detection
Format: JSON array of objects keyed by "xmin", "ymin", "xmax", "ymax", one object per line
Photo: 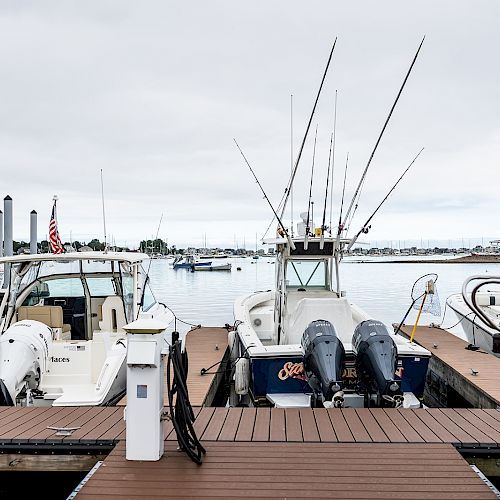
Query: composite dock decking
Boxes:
[
  {"xmin": 76, "ymin": 441, "xmax": 496, "ymax": 499},
  {"xmin": 118, "ymin": 326, "xmax": 228, "ymax": 407},
  {"xmin": 3, "ymin": 407, "xmax": 500, "ymax": 451},
  {"xmin": 399, "ymin": 324, "xmax": 500, "ymax": 407},
  {"xmin": 175, "ymin": 407, "xmax": 500, "ymax": 451}
]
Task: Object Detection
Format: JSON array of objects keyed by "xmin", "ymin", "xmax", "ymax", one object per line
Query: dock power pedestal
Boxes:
[{"xmin": 123, "ymin": 318, "xmax": 170, "ymax": 461}]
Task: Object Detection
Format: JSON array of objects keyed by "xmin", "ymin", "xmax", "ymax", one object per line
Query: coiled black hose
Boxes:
[{"xmin": 166, "ymin": 339, "xmax": 206, "ymax": 465}]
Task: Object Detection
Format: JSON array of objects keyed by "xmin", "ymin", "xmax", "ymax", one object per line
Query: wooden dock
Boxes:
[
  {"xmin": 118, "ymin": 326, "xmax": 229, "ymax": 407},
  {"xmin": 76, "ymin": 441, "xmax": 495, "ymax": 499},
  {"xmin": 399, "ymin": 325, "xmax": 500, "ymax": 408},
  {"xmin": 74, "ymin": 407, "xmax": 500, "ymax": 499}
]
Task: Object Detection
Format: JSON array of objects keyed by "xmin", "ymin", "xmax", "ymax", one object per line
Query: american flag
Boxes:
[{"xmin": 49, "ymin": 201, "xmax": 64, "ymax": 254}]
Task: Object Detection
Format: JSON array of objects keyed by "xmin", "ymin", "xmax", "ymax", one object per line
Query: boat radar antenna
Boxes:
[{"xmin": 100, "ymin": 169, "xmax": 108, "ymax": 253}]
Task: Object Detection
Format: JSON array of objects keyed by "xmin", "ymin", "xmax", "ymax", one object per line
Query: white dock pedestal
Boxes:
[{"xmin": 124, "ymin": 318, "xmax": 169, "ymax": 461}]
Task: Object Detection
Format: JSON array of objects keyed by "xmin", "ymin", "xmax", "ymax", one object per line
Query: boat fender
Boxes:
[
  {"xmin": 228, "ymin": 330, "xmax": 238, "ymax": 363},
  {"xmin": 234, "ymin": 357, "xmax": 250, "ymax": 395}
]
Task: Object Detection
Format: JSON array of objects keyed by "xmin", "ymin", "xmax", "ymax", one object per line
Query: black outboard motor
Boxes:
[
  {"xmin": 352, "ymin": 320, "xmax": 402, "ymax": 407},
  {"xmin": 302, "ymin": 320, "xmax": 346, "ymax": 407}
]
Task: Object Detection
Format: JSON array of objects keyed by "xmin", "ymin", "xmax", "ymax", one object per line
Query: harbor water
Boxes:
[{"xmin": 148, "ymin": 256, "xmax": 500, "ymax": 337}]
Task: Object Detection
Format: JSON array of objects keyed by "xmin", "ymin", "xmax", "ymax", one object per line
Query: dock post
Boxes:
[
  {"xmin": 123, "ymin": 318, "xmax": 170, "ymax": 461},
  {"xmin": 3, "ymin": 196, "xmax": 13, "ymax": 287},
  {"xmin": 30, "ymin": 210, "xmax": 37, "ymax": 254}
]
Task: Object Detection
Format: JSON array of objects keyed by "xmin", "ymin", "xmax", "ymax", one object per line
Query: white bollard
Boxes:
[{"xmin": 123, "ymin": 318, "xmax": 169, "ymax": 461}]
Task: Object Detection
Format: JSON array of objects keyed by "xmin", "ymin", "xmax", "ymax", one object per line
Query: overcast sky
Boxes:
[{"xmin": 0, "ymin": 1, "xmax": 498, "ymax": 249}]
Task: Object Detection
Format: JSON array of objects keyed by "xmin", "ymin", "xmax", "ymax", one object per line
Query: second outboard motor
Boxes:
[
  {"xmin": 352, "ymin": 320, "xmax": 402, "ymax": 407},
  {"xmin": 302, "ymin": 320, "xmax": 345, "ymax": 407}
]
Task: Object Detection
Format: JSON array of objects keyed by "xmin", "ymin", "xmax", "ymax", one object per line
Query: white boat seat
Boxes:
[
  {"xmin": 98, "ymin": 296, "xmax": 126, "ymax": 332},
  {"xmin": 285, "ymin": 297, "xmax": 354, "ymax": 345}
]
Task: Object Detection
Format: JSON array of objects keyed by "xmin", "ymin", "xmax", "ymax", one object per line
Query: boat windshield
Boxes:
[{"xmin": 285, "ymin": 259, "xmax": 328, "ymax": 289}]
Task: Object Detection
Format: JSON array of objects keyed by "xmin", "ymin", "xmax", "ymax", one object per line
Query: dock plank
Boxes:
[
  {"xmin": 218, "ymin": 407, "xmax": 242, "ymax": 441},
  {"xmin": 327, "ymin": 409, "xmax": 354, "ymax": 442},
  {"xmin": 284, "ymin": 408, "xmax": 303, "ymax": 442},
  {"xmin": 234, "ymin": 407, "xmax": 255, "ymax": 442},
  {"xmin": 252, "ymin": 408, "xmax": 271, "ymax": 442},
  {"xmin": 299, "ymin": 408, "xmax": 320, "ymax": 442},
  {"xmin": 269, "ymin": 407, "xmax": 286, "ymax": 442},
  {"xmin": 342, "ymin": 408, "xmax": 371, "ymax": 442},
  {"xmin": 201, "ymin": 407, "xmax": 228, "ymax": 441},
  {"xmin": 313, "ymin": 408, "xmax": 337, "ymax": 442},
  {"xmin": 369, "ymin": 408, "xmax": 407, "ymax": 443}
]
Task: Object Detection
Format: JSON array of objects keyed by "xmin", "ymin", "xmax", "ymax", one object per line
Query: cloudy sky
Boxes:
[{"xmin": 0, "ymin": 1, "xmax": 498, "ymax": 249}]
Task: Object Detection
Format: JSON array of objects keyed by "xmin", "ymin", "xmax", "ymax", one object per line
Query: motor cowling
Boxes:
[
  {"xmin": 302, "ymin": 320, "xmax": 345, "ymax": 404},
  {"xmin": 0, "ymin": 320, "xmax": 52, "ymax": 405},
  {"xmin": 352, "ymin": 320, "xmax": 401, "ymax": 405}
]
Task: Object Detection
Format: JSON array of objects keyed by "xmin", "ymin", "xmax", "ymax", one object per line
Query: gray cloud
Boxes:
[{"xmin": 0, "ymin": 1, "xmax": 499, "ymax": 248}]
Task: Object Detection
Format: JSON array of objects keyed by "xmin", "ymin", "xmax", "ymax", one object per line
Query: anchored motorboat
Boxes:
[
  {"xmin": 172, "ymin": 255, "xmax": 212, "ymax": 269},
  {"xmin": 231, "ymin": 224, "xmax": 431, "ymax": 409},
  {"xmin": 0, "ymin": 251, "xmax": 173, "ymax": 406},
  {"xmin": 447, "ymin": 275, "xmax": 500, "ymax": 355}
]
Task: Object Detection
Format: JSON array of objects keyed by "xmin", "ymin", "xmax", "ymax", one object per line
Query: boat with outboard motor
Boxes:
[
  {"xmin": 447, "ymin": 275, "xmax": 500, "ymax": 356},
  {"xmin": 0, "ymin": 251, "xmax": 173, "ymax": 407},
  {"xmin": 172, "ymin": 255, "xmax": 212, "ymax": 270},
  {"xmin": 231, "ymin": 222, "xmax": 430, "ymax": 409},
  {"xmin": 230, "ymin": 37, "xmax": 429, "ymax": 409}
]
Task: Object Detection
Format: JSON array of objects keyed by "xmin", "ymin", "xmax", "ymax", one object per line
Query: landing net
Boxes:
[{"xmin": 411, "ymin": 273, "xmax": 441, "ymax": 317}]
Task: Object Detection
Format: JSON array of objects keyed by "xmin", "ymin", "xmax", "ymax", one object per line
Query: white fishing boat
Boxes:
[
  {"xmin": 447, "ymin": 275, "xmax": 500, "ymax": 355},
  {"xmin": 231, "ymin": 37, "xmax": 429, "ymax": 409},
  {"xmin": 0, "ymin": 251, "xmax": 173, "ymax": 407},
  {"xmin": 231, "ymin": 220, "xmax": 430, "ymax": 409}
]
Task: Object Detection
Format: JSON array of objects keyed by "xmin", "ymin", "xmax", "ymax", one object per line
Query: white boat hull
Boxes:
[{"xmin": 447, "ymin": 294, "xmax": 500, "ymax": 355}]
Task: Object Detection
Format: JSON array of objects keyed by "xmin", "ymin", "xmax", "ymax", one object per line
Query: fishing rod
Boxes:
[
  {"xmin": 320, "ymin": 131, "xmax": 334, "ymax": 249},
  {"xmin": 342, "ymin": 37, "xmax": 425, "ymax": 230},
  {"xmin": 261, "ymin": 41, "xmax": 337, "ymax": 241},
  {"xmin": 304, "ymin": 125, "xmax": 318, "ymax": 250},
  {"xmin": 346, "ymin": 147, "xmax": 424, "ymax": 253},
  {"xmin": 276, "ymin": 39, "xmax": 337, "ymax": 222},
  {"xmin": 336, "ymin": 152, "xmax": 349, "ymax": 238},
  {"xmin": 328, "ymin": 90, "xmax": 338, "ymax": 238},
  {"xmin": 332, "ymin": 153, "xmax": 349, "ymax": 294},
  {"xmin": 233, "ymin": 139, "xmax": 296, "ymax": 251}
]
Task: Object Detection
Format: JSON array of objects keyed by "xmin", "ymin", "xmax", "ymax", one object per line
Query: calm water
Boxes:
[{"xmin": 147, "ymin": 257, "xmax": 500, "ymax": 337}]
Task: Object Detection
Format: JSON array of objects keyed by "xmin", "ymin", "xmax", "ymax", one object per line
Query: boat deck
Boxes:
[
  {"xmin": 117, "ymin": 326, "xmax": 229, "ymax": 407},
  {"xmin": 398, "ymin": 324, "xmax": 500, "ymax": 407}
]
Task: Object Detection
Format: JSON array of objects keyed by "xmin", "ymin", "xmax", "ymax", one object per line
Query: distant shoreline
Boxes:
[{"xmin": 346, "ymin": 254, "xmax": 500, "ymax": 264}]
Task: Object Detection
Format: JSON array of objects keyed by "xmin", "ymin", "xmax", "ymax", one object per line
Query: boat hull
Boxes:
[
  {"xmin": 447, "ymin": 294, "xmax": 500, "ymax": 355},
  {"xmin": 247, "ymin": 352, "xmax": 428, "ymax": 401}
]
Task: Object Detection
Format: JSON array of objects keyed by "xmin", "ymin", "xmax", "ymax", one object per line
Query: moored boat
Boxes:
[
  {"xmin": 0, "ymin": 251, "xmax": 173, "ymax": 406},
  {"xmin": 447, "ymin": 275, "xmax": 500, "ymax": 355},
  {"xmin": 231, "ymin": 229, "xmax": 430, "ymax": 409}
]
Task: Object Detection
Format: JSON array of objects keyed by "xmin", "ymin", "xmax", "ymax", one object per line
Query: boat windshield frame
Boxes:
[{"xmin": 0, "ymin": 257, "xmax": 153, "ymax": 334}]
